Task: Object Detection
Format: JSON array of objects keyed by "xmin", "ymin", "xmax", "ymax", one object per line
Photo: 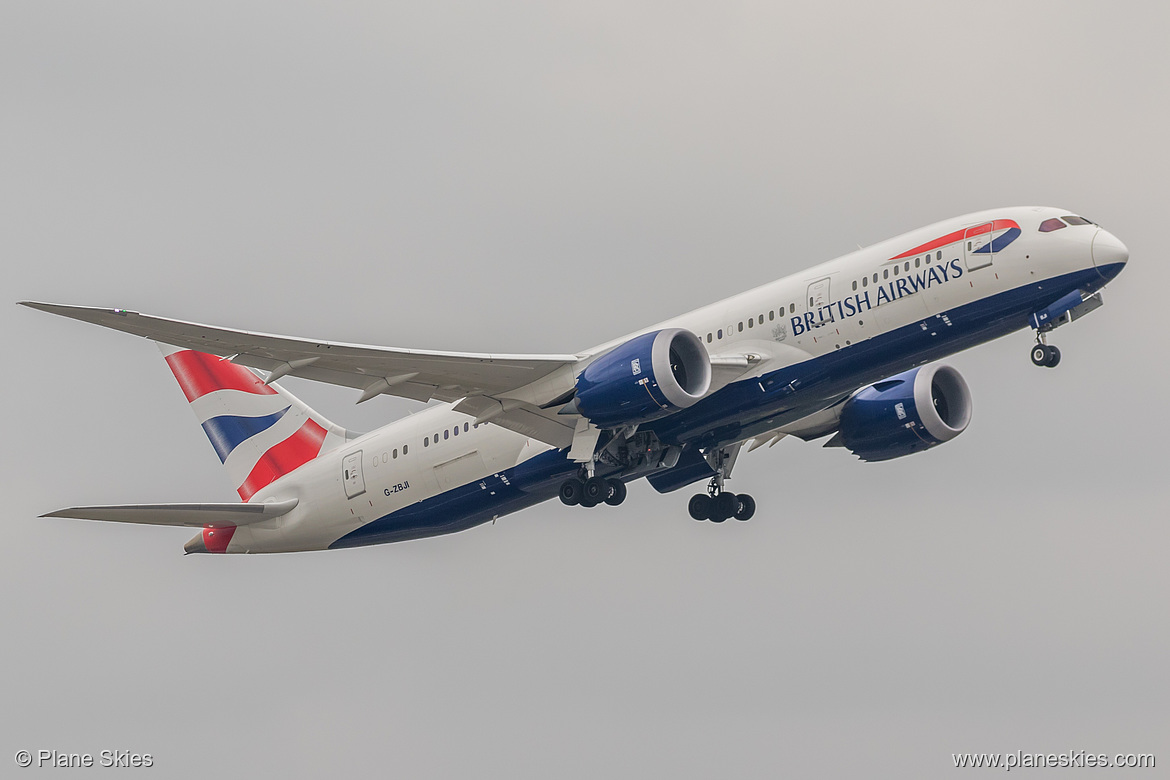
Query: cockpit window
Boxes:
[
  {"xmin": 1063, "ymin": 215, "xmax": 1093, "ymax": 226},
  {"xmin": 1039, "ymin": 218, "xmax": 1066, "ymax": 233}
]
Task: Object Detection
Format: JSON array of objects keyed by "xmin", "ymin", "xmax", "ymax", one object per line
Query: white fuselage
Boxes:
[{"xmin": 234, "ymin": 206, "xmax": 1125, "ymax": 552}]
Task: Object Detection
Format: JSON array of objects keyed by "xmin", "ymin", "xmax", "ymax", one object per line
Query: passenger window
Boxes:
[
  {"xmin": 748, "ymin": 318, "xmax": 754, "ymax": 328},
  {"xmin": 1039, "ymin": 217, "xmax": 1067, "ymax": 232},
  {"xmin": 424, "ymin": 438, "xmax": 429, "ymax": 448},
  {"xmin": 738, "ymin": 322, "xmax": 744, "ymax": 332},
  {"xmin": 717, "ymin": 329, "xmax": 723, "ymax": 339},
  {"xmin": 453, "ymin": 426, "xmax": 458, "ymax": 436},
  {"xmin": 464, "ymin": 423, "xmax": 469, "ymax": 432},
  {"xmin": 936, "ymin": 251, "xmax": 942, "ymax": 260},
  {"xmin": 915, "ymin": 257, "xmax": 921, "ymax": 268},
  {"xmin": 444, "ymin": 430, "xmax": 449, "ymax": 440},
  {"xmin": 893, "ymin": 265, "xmax": 899, "ymax": 276},
  {"xmin": 852, "ymin": 280, "xmax": 857, "ymax": 290},
  {"xmin": 883, "ymin": 269, "xmax": 889, "ymax": 279},
  {"xmin": 862, "ymin": 276, "xmax": 868, "ymax": 287},
  {"xmin": 393, "ymin": 448, "xmax": 398, "ymax": 458},
  {"xmin": 403, "ymin": 445, "xmax": 408, "ymax": 454},
  {"xmin": 769, "ymin": 310, "xmax": 775, "ymax": 321},
  {"xmin": 434, "ymin": 434, "xmax": 440, "ymax": 444},
  {"xmin": 789, "ymin": 303, "xmax": 795, "ymax": 314},
  {"xmin": 904, "ymin": 262, "xmax": 910, "ymax": 272},
  {"xmin": 872, "ymin": 273, "xmax": 878, "ymax": 283},
  {"xmin": 758, "ymin": 313, "xmax": 764, "ymax": 323},
  {"xmin": 707, "ymin": 333, "xmax": 713, "ymax": 343}
]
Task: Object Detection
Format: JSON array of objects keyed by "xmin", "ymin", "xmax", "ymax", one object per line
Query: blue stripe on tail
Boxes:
[{"xmin": 201, "ymin": 407, "xmax": 291, "ymax": 462}]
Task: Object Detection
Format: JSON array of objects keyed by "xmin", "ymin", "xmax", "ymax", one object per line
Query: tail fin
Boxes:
[{"xmin": 160, "ymin": 345, "xmax": 350, "ymax": 501}]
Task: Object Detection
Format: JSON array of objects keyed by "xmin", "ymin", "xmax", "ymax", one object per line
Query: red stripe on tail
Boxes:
[
  {"xmin": 165, "ymin": 350, "xmax": 278, "ymax": 403},
  {"xmin": 237, "ymin": 419, "xmax": 329, "ymax": 501}
]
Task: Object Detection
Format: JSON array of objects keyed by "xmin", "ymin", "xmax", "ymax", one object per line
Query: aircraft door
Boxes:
[
  {"xmin": 342, "ymin": 450, "xmax": 366, "ymax": 499},
  {"xmin": 807, "ymin": 277, "xmax": 831, "ymax": 327},
  {"xmin": 963, "ymin": 223, "xmax": 995, "ymax": 271}
]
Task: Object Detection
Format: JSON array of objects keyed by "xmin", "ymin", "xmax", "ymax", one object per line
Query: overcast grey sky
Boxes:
[{"xmin": 3, "ymin": 2, "xmax": 1167, "ymax": 778}]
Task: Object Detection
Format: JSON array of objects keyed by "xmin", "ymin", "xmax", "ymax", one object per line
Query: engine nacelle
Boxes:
[
  {"xmin": 836, "ymin": 364, "xmax": 972, "ymax": 461},
  {"xmin": 573, "ymin": 328, "xmax": 712, "ymax": 428}
]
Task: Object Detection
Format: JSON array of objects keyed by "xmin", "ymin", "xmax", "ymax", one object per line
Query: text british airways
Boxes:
[{"xmin": 791, "ymin": 258, "xmax": 965, "ymax": 336}]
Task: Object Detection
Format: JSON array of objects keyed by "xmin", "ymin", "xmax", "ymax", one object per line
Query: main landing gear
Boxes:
[
  {"xmin": 688, "ymin": 480, "xmax": 755, "ymax": 523},
  {"xmin": 1030, "ymin": 333, "xmax": 1061, "ymax": 368},
  {"xmin": 559, "ymin": 474, "xmax": 627, "ymax": 508},
  {"xmin": 686, "ymin": 444, "xmax": 754, "ymax": 523}
]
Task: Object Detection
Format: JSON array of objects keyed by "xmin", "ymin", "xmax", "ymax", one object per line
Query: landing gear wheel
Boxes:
[
  {"xmin": 1032, "ymin": 343, "xmax": 1061, "ymax": 368},
  {"xmin": 558, "ymin": 479, "xmax": 583, "ymax": 506},
  {"xmin": 688, "ymin": 494, "xmax": 711, "ymax": 521},
  {"xmin": 604, "ymin": 479, "xmax": 627, "ymax": 506},
  {"xmin": 711, "ymin": 492, "xmax": 738, "ymax": 523},
  {"xmin": 734, "ymin": 493, "xmax": 756, "ymax": 521},
  {"xmin": 583, "ymin": 476, "xmax": 609, "ymax": 506}
]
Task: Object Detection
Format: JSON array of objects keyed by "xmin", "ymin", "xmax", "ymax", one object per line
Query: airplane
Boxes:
[{"xmin": 21, "ymin": 206, "xmax": 1128, "ymax": 554}]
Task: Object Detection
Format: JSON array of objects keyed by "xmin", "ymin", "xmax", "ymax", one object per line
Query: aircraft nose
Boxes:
[{"xmin": 1091, "ymin": 228, "xmax": 1129, "ymax": 269}]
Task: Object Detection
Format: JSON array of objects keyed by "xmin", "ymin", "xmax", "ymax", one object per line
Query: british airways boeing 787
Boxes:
[{"xmin": 22, "ymin": 206, "xmax": 1128, "ymax": 553}]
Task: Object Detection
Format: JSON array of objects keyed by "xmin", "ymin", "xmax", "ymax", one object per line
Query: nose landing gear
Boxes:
[
  {"xmin": 1027, "ymin": 289, "xmax": 1107, "ymax": 369},
  {"xmin": 1030, "ymin": 331, "xmax": 1062, "ymax": 368}
]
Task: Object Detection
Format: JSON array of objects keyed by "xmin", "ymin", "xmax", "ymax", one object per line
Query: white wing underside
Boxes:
[{"xmin": 21, "ymin": 302, "xmax": 582, "ymax": 448}]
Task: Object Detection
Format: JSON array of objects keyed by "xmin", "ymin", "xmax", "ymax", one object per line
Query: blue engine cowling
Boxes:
[
  {"xmin": 573, "ymin": 328, "xmax": 712, "ymax": 428},
  {"xmin": 836, "ymin": 364, "xmax": 972, "ymax": 461}
]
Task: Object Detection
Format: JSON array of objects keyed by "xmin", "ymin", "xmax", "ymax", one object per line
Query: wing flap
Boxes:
[
  {"xmin": 453, "ymin": 396, "xmax": 576, "ymax": 449},
  {"xmin": 42, "ymin": 499, "xmax": 299, "ymax": 528}
]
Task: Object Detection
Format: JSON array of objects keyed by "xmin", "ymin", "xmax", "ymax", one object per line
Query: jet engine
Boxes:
[
  {"xmin": 835, "ymin": 364, "xmax": 972, "ymax": 461},
  {"xmin": 571, "ymin": 328, "xmax": 711, "ymax": 428}
]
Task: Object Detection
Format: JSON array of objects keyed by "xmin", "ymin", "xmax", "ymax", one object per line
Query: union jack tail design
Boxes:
[{"xmin": 160, "ymin": 345, "xmax": 350, "ymax": 501}]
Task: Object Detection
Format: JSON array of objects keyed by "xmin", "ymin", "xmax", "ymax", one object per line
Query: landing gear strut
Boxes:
[{"xmin": 1030, "ymin": 332, "xmax": 1061, "ymax": 368}]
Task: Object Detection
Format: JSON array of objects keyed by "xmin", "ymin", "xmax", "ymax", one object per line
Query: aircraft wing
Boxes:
[
  {"xmin": 19, "ymin": 302, "xmax": 581, "ymax": 406},
  {"xmin": 42, "ymin": 499, "xmax": 299, "ymax": 528}
]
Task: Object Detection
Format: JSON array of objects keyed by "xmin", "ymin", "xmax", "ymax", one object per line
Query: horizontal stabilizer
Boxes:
[{"xmin": 41, "ymin": 499, "xmax": 299, "ymax": 528}]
